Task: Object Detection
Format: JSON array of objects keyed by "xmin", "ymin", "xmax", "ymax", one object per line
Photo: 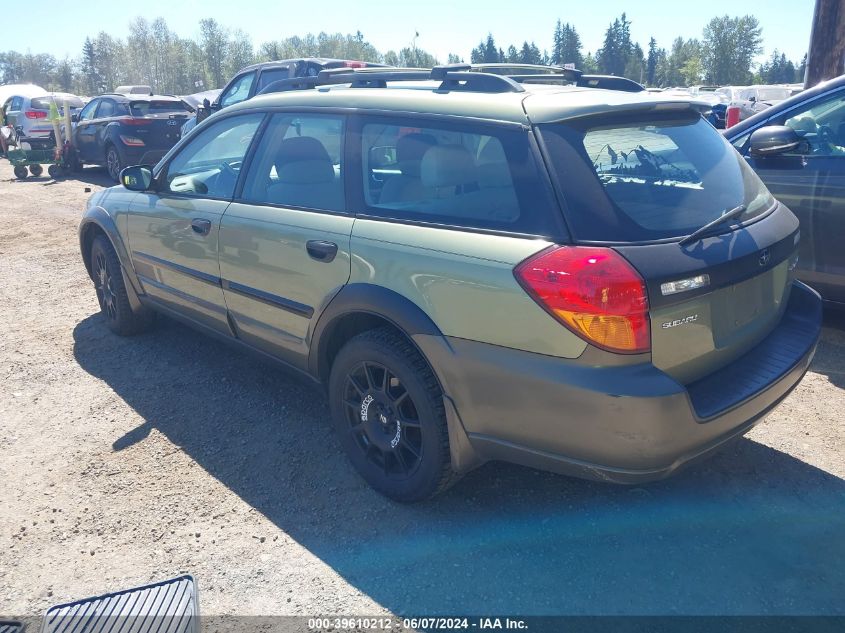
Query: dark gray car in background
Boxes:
[{"xmin": 725, "ymin": 75, "xmax": 845, "ymax": 307}]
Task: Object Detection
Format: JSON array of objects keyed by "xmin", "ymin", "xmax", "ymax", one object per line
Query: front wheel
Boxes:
[
  {"xmin": 329, "ymin": 327, "xmax": 456, "ymax": 502},
  {"xmin": 105, "ymin": 145, "xmax": 123, "ymax": 182},
  {"xmin": 90, "ymin": 235, "xmax": 154, "ymax": 336}
]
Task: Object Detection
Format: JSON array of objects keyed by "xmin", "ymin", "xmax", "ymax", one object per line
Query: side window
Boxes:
[
  {"xmin": 780, "ymin": 90, "xmax": 845, "ymax": 157},
  {"xmin": 78, "ymin": 100, "xmax": 98, "ymax": 122},
  {"xmin": 241, "ymin": 113, "xmax": 344, "ymax": 212},
  {"xmin": 256, "ymin": 67, "xmax": 291, "ymax": 92},
  {"xmin": 10, "ymin": 96, "xmax": 23, "ymax": 111},
  {"xmin": 219, "ymin": 72, "xmax": 256, "ymax": 108},
  {"xmin": 163, "ymin": 113, "xmax": 263, "ymax": 198},
  {"xmin": 360, "ymin": 119, "xmax": 556, "ymax": 233},
  {"xmin": 96, "ymin": 99, "xmax": 115, "ymax": 119}
]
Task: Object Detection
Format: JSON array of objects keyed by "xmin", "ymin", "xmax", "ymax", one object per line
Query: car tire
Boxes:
[
  {"xmin": 328, "ymin": 327, "xmax": 457, "ymax": 502},
  {"xmin": 90, "ymin": 235, "xmax": 155, "ymax": 336},
  {"xmin": 105, "ymin": 144, "xmax": 123, "ymax": 182}
]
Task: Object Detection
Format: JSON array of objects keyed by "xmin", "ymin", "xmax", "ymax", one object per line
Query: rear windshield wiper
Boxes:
[{"xmin": 679, "ymin": 204, "xmax": 747, "ymax": 246}]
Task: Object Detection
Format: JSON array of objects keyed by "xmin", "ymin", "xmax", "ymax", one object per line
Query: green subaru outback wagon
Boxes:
[{"xmin": 79, "ymin": 64, "xmax": 823, "ymax": 502}]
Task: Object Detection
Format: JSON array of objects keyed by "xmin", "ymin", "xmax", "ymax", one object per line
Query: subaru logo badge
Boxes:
[{"xmin": 759, "ymin": 249, "xmax": 771, "ymax": 267}]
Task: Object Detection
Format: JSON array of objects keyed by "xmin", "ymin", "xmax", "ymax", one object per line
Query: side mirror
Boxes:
[
  {"xmin": 71, "ymin": 113, "xmax": 79, "ymax": 122},
  {"xmin": 749, "ymin": 126, "xmax": 805, "ymax": 157},
  {"xmin": 120, "ymin": 165, "xmax": 154, "ymax": 191},
  {"xmin": 202, "ymin": 98, "xmax": 211, "ymax": 109},
  {"xmin": 748, "ymin": 96, "xmax": 757, "ymax": 103}
]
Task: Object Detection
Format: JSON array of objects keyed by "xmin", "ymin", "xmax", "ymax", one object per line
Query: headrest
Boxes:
[
  {"xmin": 420, "ymin": 145, "xmax": 478, "ymax": 189},
  {"xmin": 396, "ymin": 133, "xmax": 437, "ymax": 177},
  {"xmin": 476, "ymin": 140, "xmax": 512, "ymax": 187},
  {"xmin": 275, "ymin": 136, "xmax": 334, "ymax": 184}
]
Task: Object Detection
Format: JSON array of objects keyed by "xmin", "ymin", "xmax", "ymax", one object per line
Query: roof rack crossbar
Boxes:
[{"xmin": 258, "ymin": 64, "xmax": 525, "ymax": 95}]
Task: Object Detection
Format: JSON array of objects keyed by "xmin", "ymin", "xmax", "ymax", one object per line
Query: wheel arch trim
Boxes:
[
  {"xmin": 79, "ymin": 207, "xmax": 144, "ymax": 311},
  {"xmin": 308, "ymin": 283, "xmax": 449, "ymax": 381}
]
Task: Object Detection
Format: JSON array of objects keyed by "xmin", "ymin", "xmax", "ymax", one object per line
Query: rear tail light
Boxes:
[
  {"xmin": 514, "ymin": 246, "xmax": 650, "ymax": 354},
  {"xmin": 24, "ymin": 110, "xmax": 48, "ymax": 119},
  {"xmin": 119, "ymin": 135, "xmax": 145, "ymax": 146},
  {"xmin": 725, "ymin": 105, "xmax": 741, "ymax": 128},
  {"xmin": 119, "ymin": 117, "xmax": 153, "ymax": 126},
  {"xmin": 343, "ymin": 61, "xmax": 366, "ymax": 68}
]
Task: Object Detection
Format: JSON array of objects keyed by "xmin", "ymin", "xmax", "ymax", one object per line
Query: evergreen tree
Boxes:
[
  {"xmin": 81, "ymin": 38, "xmax": 99, "ymax": 95},
  {"xmin": 646, "ymin": 37, "xmax": 658, "ymax": 85}
]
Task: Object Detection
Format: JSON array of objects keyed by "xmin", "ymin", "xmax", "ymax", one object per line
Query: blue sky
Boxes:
[{"xmin": 9, "ymin": 0, "xmax": 814, "ymax": 65}]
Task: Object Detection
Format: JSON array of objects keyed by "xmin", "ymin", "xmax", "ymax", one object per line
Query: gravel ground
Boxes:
[{"xmin": 1, "ymin": 161, "xmax": 844, "ymax": 619}]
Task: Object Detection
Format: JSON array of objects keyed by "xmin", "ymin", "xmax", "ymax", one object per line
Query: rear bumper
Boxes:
[
  {"xmin": 427, "ymin": 281, "xmax": 822, "ymax": 482},
  {"xmin": 120, "ymin": 147, "xmax": 168, "ymax": 167}
]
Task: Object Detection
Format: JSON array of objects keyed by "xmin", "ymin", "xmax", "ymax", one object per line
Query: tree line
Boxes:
[
  {"xmin": 472, "ymin": 13, "xmax": 805, "ymax": 86},
  {"xmin": 0, "ymin": 13, "xmax": 805, "ymax": 97}
]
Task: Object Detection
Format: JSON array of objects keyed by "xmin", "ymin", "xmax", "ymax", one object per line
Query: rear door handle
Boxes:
[
  {"xmin": 191, "ymin": 218, "xmax": 212, "ymax": 236},
  {"xmin": 306, "ymin": 240, "xmax": 338, "ymax": 262}
]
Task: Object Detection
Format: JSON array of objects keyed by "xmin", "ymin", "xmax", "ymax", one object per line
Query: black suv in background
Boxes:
[
  {"xmin": 182, "ymin": 58, "xmax": 388, "ymax": 134},
  {"xmin": 72, "ymin": 93, "xmax": 191, "ymax": 181}
]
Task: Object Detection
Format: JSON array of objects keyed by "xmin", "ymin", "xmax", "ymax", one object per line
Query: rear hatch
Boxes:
[
  {"xmin": 537, "ymin": 108, "xmax": 799, "ymax": 385},
  {"xmin": 126, "ymin": 99, "xmax": 191, "ymax": 148}
]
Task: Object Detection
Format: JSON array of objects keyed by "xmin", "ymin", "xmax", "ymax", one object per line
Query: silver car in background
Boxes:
[{"xmin": 2, "ymin": 92, "xmax": 85, "ymax": 148}]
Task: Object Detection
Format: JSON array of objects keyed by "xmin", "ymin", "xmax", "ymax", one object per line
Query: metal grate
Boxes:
[{"xmin": 41, "ymin": 576, "xmax": 197, "ymax": 633}]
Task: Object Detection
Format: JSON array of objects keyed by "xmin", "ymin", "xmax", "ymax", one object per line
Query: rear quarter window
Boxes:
[
  {"xmin": 360, "ymin": 118, "xmax": 560, "ymax": 236},
  {"xmin": 539, "ymin": 113, "xmax": 774, "ymax": 243}
]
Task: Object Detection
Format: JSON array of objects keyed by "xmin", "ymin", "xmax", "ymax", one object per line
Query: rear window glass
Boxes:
[
  {"xmin": 539, "ymin": 113, "xmax": 774, "ymax": 242},
  {"xmin": 361, "ymin": 119, "xmax": 558, "ymax": 235},
  {"xmin": 756, "ymin": 88, "xmax": 791, "ymax": 102},
  {"xmin": 31, "ymin": 96, "xmax": 84, "ymax": 110},
  {"xmin": 129, "ymin": 100, "xmax": 190, "ymax": 116}
]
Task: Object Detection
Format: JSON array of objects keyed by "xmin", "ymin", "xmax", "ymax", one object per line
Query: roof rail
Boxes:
[{"xmin": 257, "ymin": 64, "xmax": 525, "ymax": 95}]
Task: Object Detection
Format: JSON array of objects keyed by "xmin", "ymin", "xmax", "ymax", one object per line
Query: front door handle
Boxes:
[
  {"xmin": 191, "ymin": 218, "xmax": 212, "ymax": 236},
  {"xmin": 306, "ymin": 240, "xmax": 338, "ymax": 262}
]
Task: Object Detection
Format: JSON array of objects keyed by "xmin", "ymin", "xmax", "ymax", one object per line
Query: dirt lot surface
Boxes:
[{"xmin": 1, "ymin": 161, "xmax": 844, "ymax": 619}]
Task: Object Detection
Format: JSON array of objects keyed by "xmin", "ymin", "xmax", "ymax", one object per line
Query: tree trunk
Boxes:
[{"xmin": 805, "ymin": 0, "xmax": 845, "ymax": 87}]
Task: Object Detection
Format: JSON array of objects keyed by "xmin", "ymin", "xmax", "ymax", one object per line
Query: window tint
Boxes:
[
  {"xmin": 257, "ymin": 67, "xmax": 291, "ymax": 92},
  {"xmin": 96, "ymin": 99, "xmax": 115, "ymax": 118},
  {"xmin": 539, "ymin": 113, "xmax": 774, "ymax": 242},
  {"xmin": 780, "ymin": 90, "xmax": 845, "ymax": 157},
  {"xmin": 10, "ymin": 97, "xmax": 23, "ymax": 111},
  {"xmin": 361, "ymin": 119, "xmax": 557, "ymax": 234},
  {"xmin": 78, "ymin": 100, "xmax": 98, "ymax": 121},
  {"xmin": 241, "ymin": 113, "xmax": 344, "ymax": 211},
  {"xmin": 164, "ymin": 113, "xmax": 263, "ymax": 198},
  {"xmin": 219, "ymin": 72, "xmax": 256, "ymax": 108}
]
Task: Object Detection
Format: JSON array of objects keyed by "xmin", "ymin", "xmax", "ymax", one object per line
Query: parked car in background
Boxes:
[
  {"xmin": 725, "ymin": 74, "xmax": 845, "ymax": 307},
  {"xmin": 732, "ymin": 85, "xmax": 793, "ymax": 121},
  {"xmin": 72, "ymin": 93, "xmax": 191, "ymax": 181},
  {"xmin": 178, "ymin": 89, "xmax": 222, "ymax": 138},
  {"xmin": 1, "ymin": 92, "xmax": 85, "ymax": 149},
  {"xmin": 79, "ymin": 64, "xmax": 821, "ymax": 501},
  {"xmin": 180, "ymin": 58, "xmax": 389, "ymax": 133}
]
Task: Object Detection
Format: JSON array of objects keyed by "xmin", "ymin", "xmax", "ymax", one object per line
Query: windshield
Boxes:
[
  {"xmin": 539, "ymin": 113, "xmax": 774, "ymax": 242},
  {"xmin": 756, "ymin": 88, "xmax": 791, "ymax": 102},
  {"xmin": 129, "ymin": 100, "xmax": 190, "ymax": 116}
]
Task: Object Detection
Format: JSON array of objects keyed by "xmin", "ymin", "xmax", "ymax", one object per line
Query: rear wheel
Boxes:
[
  {"xmin": 90, "ymin": 235, "xmax": 154, "ymax": 336},
  {"xmin": 13, "ymin": 165, "xmax": 27, "ymax": 179},
  {"xmin": 29, "ymin": 164, "xmax": 43, "ymax": 177},
  {"xmin": 105, "ymin": 145, "xmax": 122, "ymax": 182},
  {"xmin": 328, "ymin": 327, "xmax": 456, "ymax": 502}
]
